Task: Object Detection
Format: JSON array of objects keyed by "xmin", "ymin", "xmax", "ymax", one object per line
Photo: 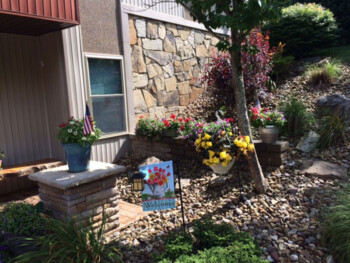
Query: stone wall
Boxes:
[{"xmin": 129, "ymin": 16, "xmax": 220, "ymax": 120}]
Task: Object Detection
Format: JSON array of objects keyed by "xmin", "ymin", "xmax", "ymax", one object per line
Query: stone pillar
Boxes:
[
  {"xmin": 29, "ymin": 161, "xmax": 126, "ymax": 235},
  {"xmin": 254, "ymin": 140, "xmax": 289, "ymax": 167}
]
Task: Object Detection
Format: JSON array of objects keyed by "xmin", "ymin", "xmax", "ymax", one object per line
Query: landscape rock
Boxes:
[
  {"xmin": 209, "ymin": 175, "xmax": 227, "ymax": 188},
  {"xmin": 301, "ymin": 159, "xmax": 347, "ymax": 180},
  {"xmin": 139, "ymin": 157, "xmax": 162, "ymax": 167},
  {"xmin": 296, "ymin": 131, "xmax": 320, "ymax": 153},
  {"xmin": 316, "ymin": 94, "xmax": 350, "ymax": 122}
]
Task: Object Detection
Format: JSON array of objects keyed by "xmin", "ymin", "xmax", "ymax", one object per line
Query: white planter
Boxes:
[
  {"xmin": 260, "ymin": 125, "xmax": 279, "ymax": 144},
  {"xmin": 210, "ymin": 158, "xmax": 235, "ymax": 175}
]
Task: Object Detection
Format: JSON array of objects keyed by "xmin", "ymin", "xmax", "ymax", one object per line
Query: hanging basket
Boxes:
[
  {"xmin": 210, "ymin": 158, "xmax": 235, "ymax": 175},
  {"xmin": 260, "ymin": 125, "xmax": 279, "ymax": 144},
  {"xmin": 62, "ymin": 143, "xmax": 91, "ymax": 173}
]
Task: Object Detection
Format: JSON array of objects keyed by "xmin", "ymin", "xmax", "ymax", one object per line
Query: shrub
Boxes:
[
  {"xmin": 192, "ymin": 217, "xmax": 239, "ymax": 250},
  {"xmin": 154, "ymin": 231, "xmax": 193, "ymax": 262},
  {"xmin": 271, "ymin": 42, "xmax": 294, "ymax": 80},
  {"xmin": 265, "ymin": 3, "xmax": 338, "ymax": 58},
  {"xmin": 13, "ymin": 216, "xmax": 123, "ymax": 263},
  {"xmin": 317, "ymin": 114, "xmax": 347, "ymax": 150},
  {"xmin": 305, "ymin": 60, "xmax": 342, "ymax": 87},
  {"xmin": 323, "ymin": 186, "xmax": 350, "ymax": 263},
  {"xmin": 0, "ymin": 202, "xmax": 45, "ymax": 236},
  {"xmin": 242, "ymin": 28, "xmax": 276, "ymax": 100},
  {"xmin": 202, "ymin": 28, "xmax": 275, "ymax": 101},
  {"xmin": 163, "ymin": 241, "xmax": 267, "ymax": 263},
  {"xmin": 291, "ymin": 0, "xmax": 350, "ymax": 44},
  {"xmin": 279, "ymin": 97, "xmax": 314, "ymax": 137}
]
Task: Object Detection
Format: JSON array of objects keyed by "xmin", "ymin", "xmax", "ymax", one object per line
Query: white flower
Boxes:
[
  {"xmin": 73, "ymin": 131, "xmax": 78, "ymax": 136},
  {"xmin": 90, "ymin": 132, "xmax": 95, "ymax": 136},
  {"xmin": 70, "ymin": 121, "xmax": 74, "ymax": 125},
  {"xmin": 68, "ymin": 129, "xmax": 72, "ymax": 133},
  {"xmin": 82, "ymin": 137, "xmax": 87, "ymax": 141}
]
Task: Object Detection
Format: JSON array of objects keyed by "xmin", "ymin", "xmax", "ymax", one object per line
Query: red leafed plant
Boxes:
[
  {"xmin": 202, "ymin": 28, "xmax": 276, "ymax": 101},
  {"xmin": 242, "ymin": 28, "xmax": 276, "ymax": 100}
]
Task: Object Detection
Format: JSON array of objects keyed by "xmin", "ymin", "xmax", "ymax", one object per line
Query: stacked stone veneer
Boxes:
[
  {"xmin": 129, "ymin": 16, "xmax": 221, "ymax": 119},
  {"xmin": 29, "ymin": 162, "xmax": 125, "ymax": 235}
]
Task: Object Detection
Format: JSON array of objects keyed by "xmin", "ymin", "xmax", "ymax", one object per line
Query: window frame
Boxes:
[{"xmin": 84, "ymin": 53, "xmax": 129, "ymax": 139}]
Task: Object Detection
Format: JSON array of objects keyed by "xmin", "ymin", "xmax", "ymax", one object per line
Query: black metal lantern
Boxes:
[{"xmin": 131, "ymin": 172, "xmax": 146, "ymax": 191}]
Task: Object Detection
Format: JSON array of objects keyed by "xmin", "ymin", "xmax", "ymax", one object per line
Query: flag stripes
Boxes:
[{"xmin": 83, "ymin": 104, "xmax": 94, "ymax": 135}]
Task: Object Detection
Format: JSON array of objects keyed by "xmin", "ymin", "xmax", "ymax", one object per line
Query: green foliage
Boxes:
[
  {"xmin": 161, "ymin": 241, "xmax": 267, "ymax": 263},
  {"xmin": 250, "ymin": 108, "xmax": 287, "ymax": 129},
  {"xmin": 323, "ymin": 186, "xmax": 350, "ymax": 263},
  {"xmin": 317, "ymin": 114, "xmax": 347, "ymax": 150},
  {"xmin": 0, "ymin": 151, "xmax": 5, "ymax": 159},
  {"xmin": 265, "ymin": 3, "xmax": 338, "ymax": 58},
  {"xmin": 135, "ymin": 117, "xmax": 165, "ymax": 139},
  {"xmin": 291, "ymin": 0, "xmax": 350, "ymax": 44},
  {"xmin": 192, "ymin": 217, "xmax": 239, "ymax": 251},
  {"xmin": 271, "ymin": 54, "xmax": 294, "ymax": 79},
  {"xmin": 312, "ymin": 45, "xmax": 350, "ymax": 64},
  {"xmin": 0, "ymin": 202, "xmax": 45, "ymax": 236},
  {"xmin": 305, "ymin": 60, "xmax": 342, "ymax": 87},
  {"xmin": 13, "ymin": 216, "xmax": 123, "ymax": 263},
  {"xmin": 279, "ymin": 97, "xmax": 314, "ymax": 137},
  {"xmin": 154, "ymin": 231, "xmax": 193, "ymax": 262},
  {"xmin": 57, "ymin": 117, "xmax": 102, "ymax": 147}
]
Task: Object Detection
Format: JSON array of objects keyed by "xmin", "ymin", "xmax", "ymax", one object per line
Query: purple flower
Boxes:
[
  {"xmin": 198, "ymin": 129, "xmax": 203, "ymax": 133},
  {"xmin": 0, "ymin": 246, "xmax": 6, "ymax": 251}
]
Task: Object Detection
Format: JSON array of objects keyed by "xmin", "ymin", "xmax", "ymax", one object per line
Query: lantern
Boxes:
[{"xmin": 132, "ymin": 172, "xmax": 145, "ymax": 191}]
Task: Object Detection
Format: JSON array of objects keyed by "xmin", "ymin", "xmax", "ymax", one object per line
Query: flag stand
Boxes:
[{"xmin": 175, "ymin": 160, "xmax": 186, "ymax": 233}]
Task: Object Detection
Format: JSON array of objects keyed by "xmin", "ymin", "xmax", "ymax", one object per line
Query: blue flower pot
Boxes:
[{"xmin": 62, "ymin": 143, "xmax": 91, "ymax": 173}]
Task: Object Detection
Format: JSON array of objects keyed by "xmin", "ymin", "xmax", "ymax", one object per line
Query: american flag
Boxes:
[
  {"xmin": 83, "ymin": 104, "xmax": 94, "ymax": 135},
  {"xmin": 255, "ymin": 98, "xmax": 261, "ymax": 112}
]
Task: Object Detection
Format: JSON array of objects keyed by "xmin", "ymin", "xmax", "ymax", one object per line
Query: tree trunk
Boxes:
[{"xmin": 230, "ymin": 34, "xmax": 268, "ymax": 194}]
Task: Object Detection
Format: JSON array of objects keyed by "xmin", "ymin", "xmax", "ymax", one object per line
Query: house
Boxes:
[{"xmin": 0, "ymin": 0, "xmax": 227, "ymax": 180}]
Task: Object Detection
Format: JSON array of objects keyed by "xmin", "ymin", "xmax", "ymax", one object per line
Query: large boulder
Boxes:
[
  {"xmin": 300, "ymin": 159, "xmax": 347, "ymax": 180},
  {"xmin": 316, "ymin": 94, "xmax": 350, "ymax": 122}
]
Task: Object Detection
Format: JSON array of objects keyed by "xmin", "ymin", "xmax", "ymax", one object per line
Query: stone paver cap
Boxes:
[{"xmin": 29, "ymin": 161, "xmax": 126, "ymax": 190}]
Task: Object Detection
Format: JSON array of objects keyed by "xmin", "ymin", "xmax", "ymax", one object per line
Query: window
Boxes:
[{"xmin": 86, "ymin": 55, "xmax": 127, "ymax": 136}]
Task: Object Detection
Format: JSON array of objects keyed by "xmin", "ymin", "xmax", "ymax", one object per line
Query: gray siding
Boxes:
[
  {"xmin": 0, "ymin": 33, "xmax": 51, "ymax": 165},
  {"xmin": 61, "ymin": 26, "xmax": 131, "ymax": 163},
  {"xmin": 121, "ymin": 0, "xmax": 184, "ymax": 18}
]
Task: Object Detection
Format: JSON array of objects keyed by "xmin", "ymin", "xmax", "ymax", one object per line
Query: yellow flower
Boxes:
[
  {"xmin": 248, "ymin": 144, "xmax": 255, "ymax": 152},
  {"xmin": 242, "ymin": 142, "xmax": 248, "ymax": 149},
  {"xmin": 203, "ymin": 159, "xmax": 210, "ymax": 166},
  {"xmin": 245, "ymin": 136, "xmax": 250, "ymax": 144},
  {"xmin": 149, "ymin": 173, "xmax": 156, "ymax": 180},
  {"xmin": 206, "ymin": 141, "xmax": 212, "ymax": 147},
  {"xmin": 201, "ymin": 142, "xmax": 206, "ymax": 148},
  {"xmin": 208, "ymin": 150, "xmax": 215, "ymax": 159},
  {"xmin": 229, "ymin": 132, "xmax": 233, "ymax": 136},
  {"xmin": 220, "ymin": 151, "xmax": 227, "ymax": 159},
  {"xmin": 224, "ymin": 153, "xmax": 232, "ymax": 161},
  {"xmin": 195, "ymin": 138, "xmax": 201, "ymax": 146},
  {"xmin": 203, "ymin": 133, "xmax": 211, "ymax": 140},
  {"xmin": 234, "ymin": 139, "xmax": 239, "ymax": 145},
  {"xmin": 212, "ymin": 157, "xmax": 220, "ymax": 164},
  {"xmin": 222, "ymin": 160, "xmax": 229, "ymax": 167},
  {"xmin": 222, "ymin": 131, "xmax": 226, "ymax": 135}
]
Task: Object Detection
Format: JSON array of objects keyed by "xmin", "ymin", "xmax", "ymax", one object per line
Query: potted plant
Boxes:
[
  {"xmin": 57, "ymin": 117, "xmax": 102, "ymax": 173},
  {"xmin": 135, "ymin": 116, "xmax": 165, "ymax": 140},
  {"xmin": 162, "ymin": 115, "xmax": 183, "ymax": 137},
  {"xmin": 250, "ymin": 107, "xmax": 286, "ymax": 144},
  {"xmin": 0, "ymin": 151, "xmax": 5, "ymax": 170},
  {"xmin": 193, "ymin": 120, "xmax": 255, "ymax": 174}
]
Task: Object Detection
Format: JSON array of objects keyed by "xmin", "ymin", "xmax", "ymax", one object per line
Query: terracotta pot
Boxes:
[
  {"xmin": 210, "ymin": 159, "xmax": 235, "ymax": 175},
  {"xmin": 260, "ymin": 125, "xmax": 279, "ymax": 144}
]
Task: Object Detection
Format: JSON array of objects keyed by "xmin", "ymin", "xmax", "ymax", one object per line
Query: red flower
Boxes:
[
  {"xmin": 170, "ymin": 114, "xmax": 176, "ymax": 119},
  {"xmin": 267, "ymin": 117, "xmax": 271, "ymax": 121},
  {"xmin": 154, "ymin": 167, "xmax": 158, "ymax": 171},
  {"xmin": 180, "ymin": 125, "xmax": 184, "ymax": 131},
  {"xmin": 156, "ymin": 172, "xmax": 160, "ymax": 177},
  {"xmin": 185, "ymin": 117, "xmax": 191, "ymax": 123},
  {"xmin": 148, "ymin": 169, "xmax": 152, "ymax": 173},
  {"xmin": 159, "ymin": 168, "xmax": 163, "ymax": 172},
  {"xmin": 251, "ymin": 107, "xmax": 259, "ymax": 115},
  {"xmin": 254, "ymin": 115, "xmax": 258, "ymax": 120},
  {"xmin": 263, "ymin": 108, "xmax": 268, "ymax": 112},
  {"xmin": 154, "ymin": 177, "xmax": 159, "ymax": 183},
  {"xmin": 140, "ymin": 115, "xmax": 144, "ymax": 119},
  {"xmin": 59, "ymin": 123, "xmax": 66, "ymax": 128},
  {"xmin": 167, "ymin": 172, "xmax": 171, "ymax": 177},
  {"xmin": 158, "ymin": 180, "xmax": 164, "ymax": 186},
  {"xmin": 178, "ymin": 118, "xmax": 183, "ymax": 122}
]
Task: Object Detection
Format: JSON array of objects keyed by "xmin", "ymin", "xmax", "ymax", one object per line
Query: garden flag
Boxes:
[
  {"xmin": 140, "ymin": 161, "xmax": 176, "ymax": 212},
  {"xmin": 83, "ymin": 104, "xmax": 94, "ymax": 135},
  {"xmin": 255, "ymin": 98, "xmax": 261, "ymax": 112}
]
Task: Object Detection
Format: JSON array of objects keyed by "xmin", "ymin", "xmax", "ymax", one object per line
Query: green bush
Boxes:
[
  {"xmin": 317, "ymin": 114, "xmax": 347, "ymax": 150},
  {"xmin": 279, "ymin": 97, "xmax": 314, "ymax": 137},
  {"xmin": 192, "ymin": 217, "xmax": 238, "ymax": 250},
  {"xmin": 265, "ymin": 3, "xmax": 338, "ymax": 58},
  {"xmin": 291, "ymin": 0, "xmax": 350, "ymax": 44},
  {"xmin": 161, "ymin": 241, "xmax": 267, "ymax": 263},
  {"xmin": 154, "ymin": 231, "xmax": 193, "ymax": 262},
  {"xmin": 0, "ymin": 202, "xmax": 45, "ymax": 236},
  {"xmin": 305, "ymin": 60, "xmax": 342, "ymax": 87},
  {"xmin": 271, "ymin": 54, "xmax": 294, "ymax": 80},
  {"xmin": 135, "ymin": 118, "xmax": 165, "ymax": 139},
  {"xmin": 13, "ymin": 216, "xmax": 123, "ymax": 263},
  {"xmin": 323, "ymin": 186, "xmax": 350, "ymax": 263}
]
